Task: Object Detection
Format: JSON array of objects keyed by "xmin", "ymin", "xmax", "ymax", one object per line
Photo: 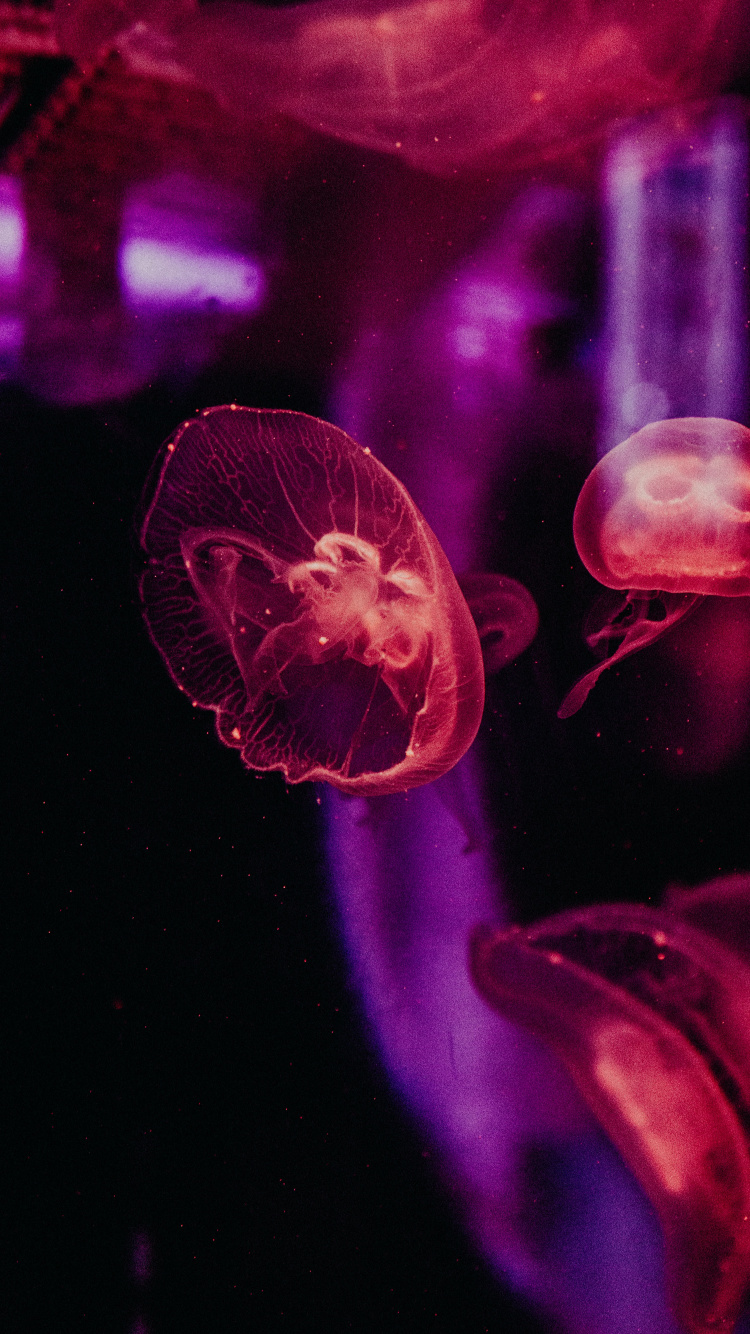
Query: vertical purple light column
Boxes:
[
  {"xmin": 601, "ymin": 100, "xmax": 750, "ymax": 776},
  {"xmin": 322, "ymin": 187, "xmax": 683, "ymax": 1332},
  {"xmin": 602, "ymin": 100, "xmax": 748, "ymax": 455}
]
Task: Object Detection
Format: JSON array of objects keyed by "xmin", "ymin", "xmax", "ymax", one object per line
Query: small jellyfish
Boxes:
[
  {"xmin": 470, "ymin": 902, "xmax": 750, "ymax": 1334},
  {"xmin": 559, "ymin": 417, "xmax": 750, "ymax": 716},
  {"xmin": 138, "ymin": 406, "xmax": 484, "ymax": 794},
  {"xmin": 459, "ymin": 572, "xmax": 539, "ymax": 673}
]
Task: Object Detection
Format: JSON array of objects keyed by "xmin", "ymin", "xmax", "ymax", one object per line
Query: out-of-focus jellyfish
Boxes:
[
  {"xmin": 664, "ymin": 872, "xmax": 750, "ymax": 961},
  {"xmin": 53, "ymin": 0, "xmax": 750, "ymax": 174},
  {"xmin": 471, "ymin": 900, "xmax": 750, "ymax": 1334},
  {"xmin": 459, "ymin": 572, "xmax": 539, "ymax": 674},
  {"xmin": 138, "ymin": 405, "xmax": 484, "ymax": 794},
  {"xmin": 559, "ymin": 416, "xmax": 750, "ymax": 716}
]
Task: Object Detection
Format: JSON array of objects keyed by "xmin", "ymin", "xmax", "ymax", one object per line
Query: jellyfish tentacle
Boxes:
[{"xmin": 558, "ymin": 589, "xmax": 702, "ymax": 718}]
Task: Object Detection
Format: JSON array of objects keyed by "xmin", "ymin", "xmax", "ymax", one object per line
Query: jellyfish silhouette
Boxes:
[
  {"xmin": 471, "ymin": 897, "xmax": 750, "ymax": 1334},
  {"xmin": 559, "ymin": 416, "xmax": 750, "ymax": 716},
  {"xmin": 138, "ymin": 405, "xmax": 484, "ymax": 794}
]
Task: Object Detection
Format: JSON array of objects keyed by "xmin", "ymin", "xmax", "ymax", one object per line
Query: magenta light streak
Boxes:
[
  {"xmin": 0, "ymin": 175, "xmax": 26, "ymax": 377},
  {"xmin": 324, "ymin": 767, "xmax": 681, "ymax": 1333},
  {"xmin": 334, "ymin": 184, "xmax": 583, "ymax": 576}
]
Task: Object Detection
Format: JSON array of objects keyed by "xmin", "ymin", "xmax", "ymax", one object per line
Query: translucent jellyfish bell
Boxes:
[
  {"xmin": 471, "ymin": 902, "xmax": 750, "ymax": 1334},
  {"xmin": 575, "ymin": 418, "xmax": 750, "ymax": 596},
  {"xmin": 559, "ymin": 417, "xmax": 750, "ymax": 716},
  {"xmin": 459, "ymin": 572, "xmax": 539, "ymax": 673},
  {"xmin": 54, "ymin": 0, "xmax": 750, "ymax": 174},
  {"xmin": 138, "ymin": 406, "xmax": 484, "ymax": 794}
]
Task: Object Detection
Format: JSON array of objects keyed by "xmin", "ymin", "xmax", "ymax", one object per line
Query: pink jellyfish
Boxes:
[
  {"xmin": 138, "ymin": 406, "xmax": 484, "ymax": 794},
  {"xmin": 53, "ymin": 0, "xmax": 750, "ymax": 175},
  {"xmin": 559, "ymin": 416, "xmax": 750, "ymax": 716},
  {"xmin": 471, "ymin": 898, "xmax": 750, "ymax": 1334},
  {"xmin": 459, "ymin": 572, "xmax": 539, "ymax": 674}
]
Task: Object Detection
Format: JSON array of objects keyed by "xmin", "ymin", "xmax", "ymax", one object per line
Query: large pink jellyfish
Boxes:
[
  {"xmin": 471, "ymin": 895, "xmax": 750, "ymax": 1334},
  {"xmin": 138, "ymin": 406, "xmax": 484, "ymax": 794},
  {"xmin": 560, "ymin": 416, "xmax": 750, "ymax": 716},
  {"xmin": 53, "ymin": 0, "xmax": 750, "ymax": 174}
]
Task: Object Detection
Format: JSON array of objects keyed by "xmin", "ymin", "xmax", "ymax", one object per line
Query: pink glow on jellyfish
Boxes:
[
  {"xmin": 664, "ymin": 872, "xmax": 750, "ymax": 960},
  {"xmin": 559, "ymin": 416, "xmax": 750, "ymax": 716},
  {"xmin": 139, "ymin": 406, "xmax": 484, "ymax": 794},
  {"xmin": 471, "ymin": 901, "xmax": 750, "ymax": 1334},
  {"xmin": 323, "ymin": 187, "xmax": 687, "ymax": 1334},
  {"xmin": 459, "ymin": 573, "xmax": 539, "ymax": 673},
  {"xmin": 53, "ymin": 0, "xmax": 750, "ymax": 174}
]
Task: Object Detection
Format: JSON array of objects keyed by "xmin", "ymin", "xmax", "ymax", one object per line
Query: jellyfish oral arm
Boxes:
[
  {"xmin": 182, "ymin": 522, "xmax": 436, "ymax": 717},
  {"xmin": 558, "ymin": 590, "xmax": 702, "ymax": 719}
]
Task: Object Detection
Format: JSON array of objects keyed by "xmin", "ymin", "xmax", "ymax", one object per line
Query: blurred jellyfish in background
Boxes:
[
  {"xmin": 459, "ymin": 573, "xmax": 539, "ymax": 675},
  {"xmin": 54, "ymin": 0, "xmax": 750, "ymax": 173},
  {"xmin": 465, "ymin": 874, "xmax": 750, "ymax": 1332}
]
